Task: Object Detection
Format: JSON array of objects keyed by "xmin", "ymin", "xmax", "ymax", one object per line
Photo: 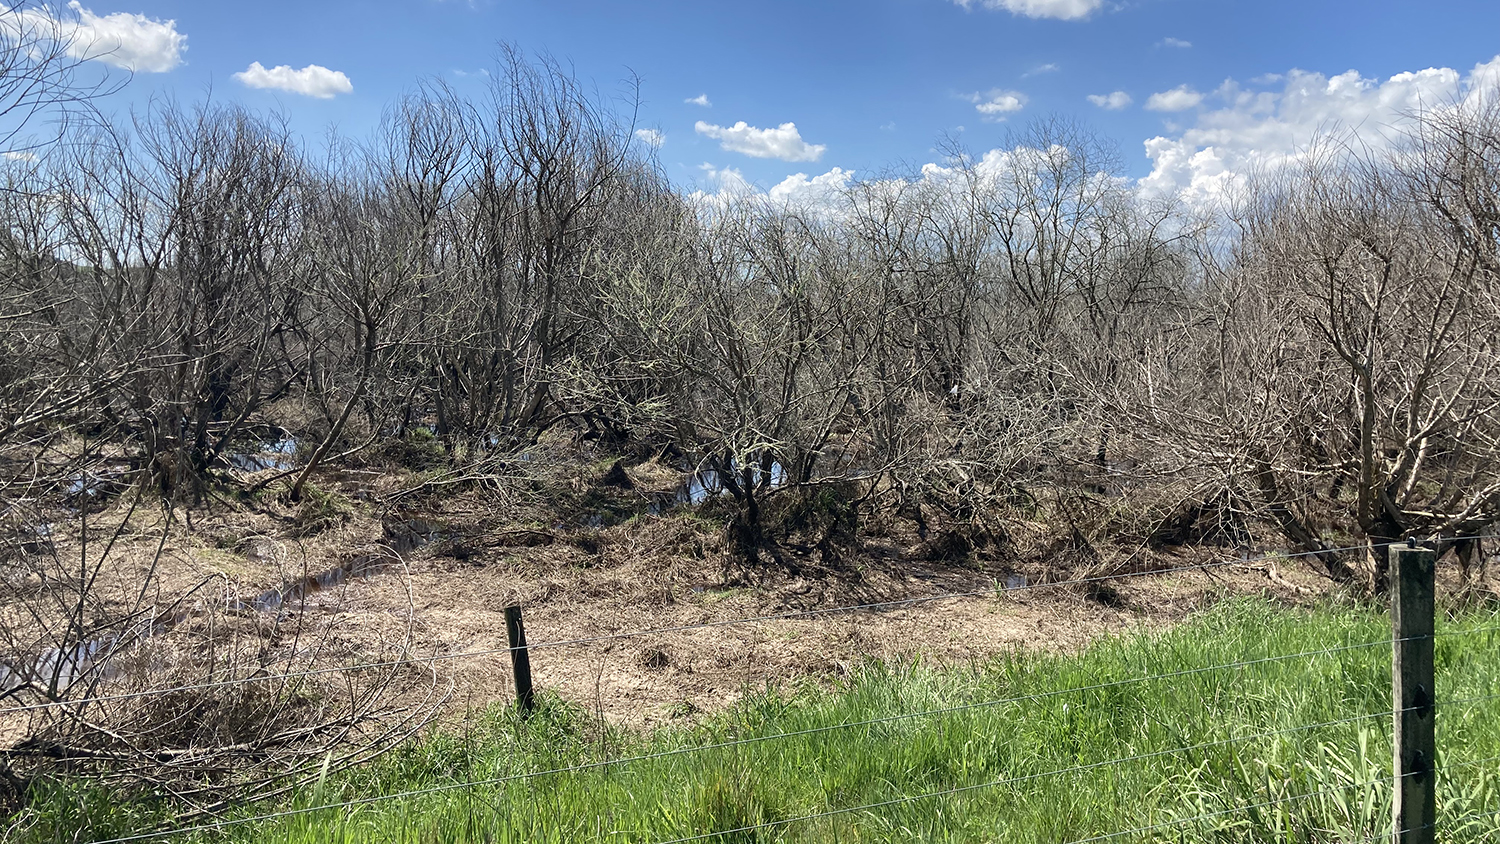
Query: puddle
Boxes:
[
  {"xmin": 1, "ymin": 510, "xmax": 419, "ymax": 701},
  {"xmin": 238, "ymin": 554, "xmax": 398, "ymax": 613},
  {"xmin": 228, "ymin": 437, "xmax": 298, "ymax": 473},
  {"xmin": 0, "ymin": 637, "xmax": 116, "ymax": 696},
  {"xmin": 229, "ymin": 517, "xmax": 432, "ymax": 615},
  {"xmin": 0, "ymin": 613, "xmax": 160, "ymax": 697},
  {"xmin": 649, "ymin": 461, "xmax": 788, "ymax": 515},
  {"xmin": 64, "ymin": 466, "xmax": 130, "ymax": 502},
  {"xmin": 17, "ymin": 522, "xmax": 56, "ymax": 555}
]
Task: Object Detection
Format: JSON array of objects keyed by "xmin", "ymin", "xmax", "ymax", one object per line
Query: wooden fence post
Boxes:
[
  {"xmin": 1391, "ymin": 540, "xmax": 1437, "ymax": 844},
  {"xmin": 504, "ymin": 605, "xmax": 536, "ymax": 714}
]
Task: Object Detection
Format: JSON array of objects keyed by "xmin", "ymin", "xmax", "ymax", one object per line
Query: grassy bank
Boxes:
[{"xmin": 25, "ymin": 599, "xmax": 1500, "ymax": 843}]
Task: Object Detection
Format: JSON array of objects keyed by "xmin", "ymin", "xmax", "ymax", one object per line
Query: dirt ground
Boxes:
[
  {"xmin": 361, "ymin": 540, "xmax": 1331, "ymax": 728},
  {"xmin": 1, "ymin": 448, "xmax": 1348, "ymax": 733}
]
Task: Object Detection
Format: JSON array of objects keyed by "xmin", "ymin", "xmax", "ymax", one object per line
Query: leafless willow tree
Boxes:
[
  {"xmin": 1124, "ymin": 120, "xmax": 1500, "ymax": 586},
  {"xmin": 0, "ymin": 1, "xmax": 123, "ymax": 157}
]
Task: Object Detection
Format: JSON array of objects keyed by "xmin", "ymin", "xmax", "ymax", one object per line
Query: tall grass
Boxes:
[{"xmin": 22, "ymin": 599, "xmax": 1500, "ymax": 843}]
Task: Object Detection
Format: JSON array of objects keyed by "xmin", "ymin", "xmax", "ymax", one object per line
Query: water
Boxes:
[
  {"xmin": 228, "ymin": 437, "xmax": 298, "ymax": 473},
  {"xmin": 648, "ymin": 460, "xmax": 788, "ymax": 515},
  {"xmin": 14, "ymin": 522, "xmax": 56, "ymax": 555},
  {"xmin": 0, "ymin": 637, "xmax": 113, "ymax": 696},
  {"xmin": 683, "ymin": 469, "xmax": 727, "ymax": 504},
  {"xmin": 2, "ymin": 507, "xmax": 409, "ymax": 702},
  {"xmin": 239, "ymin": 554, "xmax": 397, "ymax": 612},
  {"xmin": 64, "ymin": 466, "xmax": 129, "ymax": 500}
]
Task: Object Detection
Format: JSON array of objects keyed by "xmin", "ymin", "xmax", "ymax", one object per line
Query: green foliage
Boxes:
[
  {"xmin": 290, "ymin": 483, "xmax": 354, "ymax": 536},
  {"xmin": 371, "ymin": 427, "xmax": 448, "ymax": 471},
  {"xmin": 11, "ymin": 780, "xmax": 171, "ymax": 844}
]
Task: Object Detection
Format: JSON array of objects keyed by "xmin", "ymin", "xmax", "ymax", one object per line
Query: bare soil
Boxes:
[{"xmin": 2, "ymin": 445, "xmax": 1344, "ymax": 732}]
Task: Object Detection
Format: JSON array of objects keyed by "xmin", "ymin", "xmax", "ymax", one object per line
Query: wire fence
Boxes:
[
  {"xmin": 75, "ymin": 655, "xmax": 1414, "ymax": 843},
  {"xmin": 7, "ymin": 535, "xmax": 1493, "ymax": 843},
  {"xmin": 0, "ymin": 536, "xmax": 1461, "ymax": 718},
  {"xmin": 81, "ymin": 690, "xmax": 1500, "ymax": 844}
]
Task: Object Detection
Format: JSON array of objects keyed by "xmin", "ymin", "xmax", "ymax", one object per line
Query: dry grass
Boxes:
[{"xmin": 0, "ymin": 434, "xmax": 1376, "ymax": 743}]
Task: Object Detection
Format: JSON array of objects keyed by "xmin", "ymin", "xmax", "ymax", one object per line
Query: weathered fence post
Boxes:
[
  {"xmin": 1391, "ymin": 540, "xmax": 1437, "ymax": 844},
  {"xmin": 504, "ymin": 605, "xmax": 536, "ymax": 714}
]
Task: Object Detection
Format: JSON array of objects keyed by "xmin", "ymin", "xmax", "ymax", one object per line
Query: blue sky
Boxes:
[{"xmin": 18, "ymin": 0, "xmax": 1500, "ymax": 204}]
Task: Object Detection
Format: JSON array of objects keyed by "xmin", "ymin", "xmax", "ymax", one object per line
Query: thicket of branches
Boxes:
[
  {"xmin": 2, "ymin": 55, "xmax": 1499, "ymax": 581},
  {"xmin": 0, "ymin": 57, "xmax": 1498, "ymax": 571}
]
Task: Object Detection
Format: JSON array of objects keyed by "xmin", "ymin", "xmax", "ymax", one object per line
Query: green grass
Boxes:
[{"xmin": 20, "ymin": 598, "xmax": 1500, "ymax": 843}]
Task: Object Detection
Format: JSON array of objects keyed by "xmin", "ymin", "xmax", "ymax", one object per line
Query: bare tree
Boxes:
[{"xmin": 0, "ymin": 1, "xmax": 124, "ymax": 158}]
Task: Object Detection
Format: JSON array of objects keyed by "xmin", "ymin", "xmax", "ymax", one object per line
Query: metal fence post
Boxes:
[
  {"xmin": 505, "ymin": 605, "xmax": 536, "ymax": 714},
  {"xmin": 1391, "ymin": 540, "xmax": 1437, "ymax": 844}
]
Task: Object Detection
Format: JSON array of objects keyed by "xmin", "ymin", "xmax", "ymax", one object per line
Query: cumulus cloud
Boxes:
[
  {"xmin": 695, "ymin": 120, "xmax": 825, "ymax": 162},
  {"xmin": 690, "ymin": 163, "xmax": 754, "ymax": 207},
  {"xmin": 1087, "ymin": 91, "xmax": 1132, "ymax": 110},
  {"xmin": 969, "ymin": 89, "xmax": 1027, "ymax": 121},
  {"xmin": 689, "ymin": 163, "xmax": 856, "ymax": 216},
  {"xmin": 952, "ymin": 0, "xmax": 1102, "ymax": 21},
  {"xmin": 6, "ymin": 1, "xmax": 186, "ymax": 72},
  {"xmin": 1158, "ymin": 37, "xmax": 1192, "ymax": 48},
  {"xmin": 1145, "ymin": 85, "xmax": 1204, "ymax": 112},
  {"xmin": 685, "ymin": 93, "xmax": 711, "ymax": 107},
  {"xmin": 634, "ymin": 128, "xmax": 665, "ymax": 148},
  {"xmin": 234, "ymin": 62, "xmax": 353, "ymax": 99},
  {"xmin": 767, "ymin": 167, "xmax": 855, "ymax": 206},
  {"xmin": 691, "ymin": 141, "xmax": 1114, "ymax": 220},
  {"xmin": 1139, "ymin": 57, "xmax": 1500, "ymax": 208}
]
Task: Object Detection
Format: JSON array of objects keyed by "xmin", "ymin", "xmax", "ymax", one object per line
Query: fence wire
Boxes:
[
  {"xmin": 20, "ymin": 535, "xmax": 1500, "ymax": 843},
  {"xmin": 87, "ymin": 707, "xmax": 1405, "ymax": 844},
  {"xmin": 1336, "ymin": 754, "xmax": 1500, "ymax": 844},
  {"xmin": 640, "ymin": 709, "xmax": 1415, "ymax": 844},
  {"xmin": 75, "ymin": 658, "xmax": 1500, "ymax": 843},
  {"xmin": 3, "ymin": 537, "xmax": 1467, "ymax": 719}
]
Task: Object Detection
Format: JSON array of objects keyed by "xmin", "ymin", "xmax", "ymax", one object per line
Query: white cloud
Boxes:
[
  {"xmin": 952, "ymin": 0, "xmax": 1102, "ymax": 21},
  {"xmin": 1024, "ymin": 62, "xmax": 1061, "ymax": 77},
  {"xmin": 768, "ymin": 167, "xmax": 855, "ymax": 207},
  {"xmin": 685, "ymin": 93, "xmax": 711, "ymax": 107},
  {"xmin": 690, "ymin": 162, "xmax": 754, "ymax": 208},
  {"xmin": 694, "ymin": 120, "xmax": 825, "ymax": 162},
  {"xmin": 1158, "ymin": 37, "xmax": 1192, "ymax": 49},
  {"xmin": 2, "ymin": 150, "xmax": 37, "ymax": 162},
  {"xmin": 1139, "ymin": 57, "xmax": 1500, "ymax": 208},
  {"xmin": 634, "ymin": 128, "xmax": 665, "ymax": 148},
  {"xmin": 6, "ymin": 2, "xmax": 186, "ymax": 72},
  {"xmin": 968, "ymin": 89, "xmax": 1027, "ymax": 121},
  {"xmin": 1087, "ymin": 91, "xmax": 1132, "ymax": 110},
  {"xmin": 234, "ymin": 62, "xmax": 353, "ymax": 99},
  {"xmin": 689, "ymin": 163, "xmax": 855, "ymax": 216},
  {"xmin": 1146, "ymin": 85, "xmax": 1204, "ymax": 112},
  {"xmin": 692, "ymin": 141, "xmax": 1112, "ymax": 219}
]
